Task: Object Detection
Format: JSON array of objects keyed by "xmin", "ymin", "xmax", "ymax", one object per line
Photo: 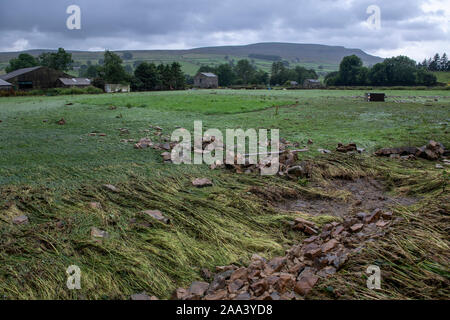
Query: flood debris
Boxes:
[
  {"xmin": 130, "ymin": 293, "xmax": 159, "ymax": 300},
  {"xmin": 175, "ymin": 177, "xmax": 407, "ymax": 300},
  {"xmin": 88, "ymin": 202, "xmax": 102, "ymax": 210},
  {"xmin": 103, "ymin": 184, "xmax": 119, "ymax": 192},
  {"xmin": 142, "ymin": 209, "xmax": 170, "ymax": 224},
  {"xmin": 375, "ymin": 140, "xmax": 447, "ymax": 160},
  {"xmin": 12, "ymin": 215, "xmax": 29, "ymax": 225},
  {"xmin": 90, "ymin": 227, "xmax": 109, "ymax": 241},
  {"xmin": 134, "ymin": 137, "xmax": 153, "ymax": 149},
  {"xmin": 192, "ymin": 178, "xmax": 213, "ymax": 187}
]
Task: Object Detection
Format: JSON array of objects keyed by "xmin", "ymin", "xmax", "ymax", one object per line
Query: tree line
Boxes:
[
  {"xmin": 5, "ymin": 48, "xmax": 73, "ymax": 73},
  {"xmin": 193, "ymin": 60, "xmax": 318, "ymax": 86},
  {"xmin": 418, "ymin": 53, "xmax": 449, "ymax": 72},
  {"xmin": 85, "ymin": 51, "xmax": 186, "ymax": 91},
  {"xmin": 325, "ymin": 55, "xmax": 439, "ymax": 86}
]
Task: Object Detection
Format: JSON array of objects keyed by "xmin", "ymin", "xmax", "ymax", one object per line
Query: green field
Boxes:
[
  {"xmin": 433, "ymin": 71, "xmax": 450, "ymax": 84},
  {"xmin": 0, "ymin": 89, "xmax": 449, "ymax": 299}
]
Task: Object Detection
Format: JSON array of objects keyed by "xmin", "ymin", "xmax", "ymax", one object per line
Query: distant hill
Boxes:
[{"xmin": 0, "ymin": 42, "xmax": 384, "ymax": 76}]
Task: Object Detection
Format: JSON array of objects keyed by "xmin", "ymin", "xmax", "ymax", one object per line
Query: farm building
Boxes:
[
  {"xmin": 0, "ymin": 66, "xmax": 71, "ymax": 90},
  {"xmin": 58, "ymin": 78, "xmax": 91, "ymax": 88},
  {"xmin": 0, "ymin": 78, "xmax": 13, "ymax": 90},
  {"xmin": 105, "ymin": 84, "xmax": 130, "ymax": 93},
  {"xmin": 303, "ymin": 79, "xmax": 322, "ymax": 89},
  {"xmin": 194, "ymin": 72, "xmax": 219, "ymax": 88}
]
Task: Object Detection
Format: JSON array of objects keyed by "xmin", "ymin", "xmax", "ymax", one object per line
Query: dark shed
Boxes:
[
  {"xmin": 0, "ymin": 78, "xmax": 13, "ymax": 90},
  {"xmin": 0, "ymin": 66, "xmax": 71, "ymax": 90},
  {"xmin": 365, "ymin": 93, "xmax": 385, "ymax": 102}
]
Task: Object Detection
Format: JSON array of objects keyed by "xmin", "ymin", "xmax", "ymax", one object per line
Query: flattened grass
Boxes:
[{"xmin": 0, "ymin": 89, "xmax": 449, "ymax": 299}]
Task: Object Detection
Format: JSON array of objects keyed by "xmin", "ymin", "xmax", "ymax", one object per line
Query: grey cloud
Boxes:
[{"xmin": 0, "ymin": 0, "xmax": 448, "ymax": 60}]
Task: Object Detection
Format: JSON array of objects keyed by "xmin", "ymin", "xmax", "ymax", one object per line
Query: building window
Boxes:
[{"xmin": 18, "ymin": 81, "xmax": 33, "ymax": 89}]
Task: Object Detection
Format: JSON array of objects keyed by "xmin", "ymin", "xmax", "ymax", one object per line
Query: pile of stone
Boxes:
[
  {"xmin": 375, "ymin": 140, "xmax": 447, "ymax": 160},
  {"xmin": 174, "ymin": 207, "xmax": 394, "ymax": 300},
  {"xmin": 336, "ymin": 143, "xmax": 365, "ymax": 154}
]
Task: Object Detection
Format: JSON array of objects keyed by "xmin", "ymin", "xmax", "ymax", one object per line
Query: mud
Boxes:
[{"xmin": 277, "ymin": 178, "xmax": 417, "ymax": 218}]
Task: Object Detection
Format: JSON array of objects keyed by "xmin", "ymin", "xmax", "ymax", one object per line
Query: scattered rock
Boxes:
[
  {"xmin": 250, "ymin": 279, "xmax": 268, "ymax": 297},
  {"xmin": 12, "ymin": 215, "xmax": 29, "ymax": 225},
  {"xmin": 90, "ymin": 227, "xmax": 109, "ymax": 240},
  {"xmin": 192, "ymin": 178, "xmax": 213, "ymax": 187},
  {"xmin": 365, "ymin": 208, "xmax": 382, "ymax": 223},
  {"xmin": 376, "ymin": 220, "xmax": 390, "ymax": 228},
  {"xmin": 103, "ymin": 184, "xmax": 119, "ymax": 192},
  {"xmin": 230, "ymin": 267, "xmax": 248, "ymax": 281},
  {"xmin": 294, "ymin": 271, "xmax": 318, "ymax": 296},
  {"xmin": 336, "ymin": 143, "xmax": 357, "ymax": 153},
  {"xmin": 57, "ymin": 118, "xmax": 66, "ymax": 125},
  {"xmin": 375, "ymin": 140, "xmax": 447, "ymax": 161},
  {"xmin": 318, "ymin": 149, "xmax": 331, "ymax": 154},
  {"xmin": 200, "ymin": 268, "xmax": 212, "ymax": 281},
  {"xmin": 321, "ymin": 239, "xmax": 339, "ymax": 253},
  {"xmin": 142, "ymin": 210, "xmax": 170, "ymax": 224},
  {"xmin": 381, "ymin": 211, "xmax": 393, "ymax": 219},
  {"xmin": 188, "ymin": 281, "xmax": 210, "ymax": 297},
  {"xmin": 350, "ymin": 223, "xmax": 364, "ymax": 233},
  {"xmin": 130, "ymin": 293, "xmax": 158, "ymax": 300},
  {"xmin": 134, "ymin": 138, "xmax": 153, "ymax": 149},
  {"xmin": 88, "ymin": 202, "xmax": 102, "ymax": 210},
  {"xmin": 235, "ymin": 292, "xmax": 251, "ymax": 300},
  {"xmin": 204, "ymin": 289, "xmax": 228, "ymax": 300},
  {"xmin": 161, "ymin": 152, "xmax": 172, "ymax": 162}
]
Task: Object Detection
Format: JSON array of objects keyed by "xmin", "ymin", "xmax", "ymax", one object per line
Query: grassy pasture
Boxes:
[{"xmin": 0, "ymin": 89, "xmax": 448, "ymax": 299}]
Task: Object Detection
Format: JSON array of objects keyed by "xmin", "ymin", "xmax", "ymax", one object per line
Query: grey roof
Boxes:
[
  {"xmin": 0, "ymin": 66, "xmax": 42, "ymax": 81},
  {"xmin": 305, "ymin": 79, "xmax": 320, "ymax": 83},
  {"xmin": 0, "ymin": 78, "xmax": 12, "ymax": 86},
  {"xmin": 59, "ymin": 78, "xmax": 91, "ymax": 86},
  {"xmin": 200, "ymin": 72, "xmax": 217, "ymax": 78}
]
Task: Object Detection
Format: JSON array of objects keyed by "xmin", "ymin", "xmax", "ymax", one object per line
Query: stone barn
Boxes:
[
  {"xmin": 105, "ymin": 83, "xmax": 130, "ymax": 93},
  {"xmin": 0, "ymin": 78, "xmax": 13, "ymax": 91},
  {"xmin": 303, "ymin": 79, "xmax": 322, "ymax": 89},
  {"xmin": 194, "ymin": 72, "xmax": 219, "ymax": 88},
  {"xmin": 58, "ymin": 78, "xmax": 92, "ymax": 88},
  {"xmin": 0, "ymin": 66, "xmax": 71, "ymax": 90}
]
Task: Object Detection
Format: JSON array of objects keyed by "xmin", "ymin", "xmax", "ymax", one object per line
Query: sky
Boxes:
[{"xmin": 0, "ymin": 0, "xmax": 448, "ymax": 61}]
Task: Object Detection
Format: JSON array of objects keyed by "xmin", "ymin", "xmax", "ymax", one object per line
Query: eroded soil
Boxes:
[{"xmin": 277, "ymin": 178, "xmax": 417, "ymax": 218}]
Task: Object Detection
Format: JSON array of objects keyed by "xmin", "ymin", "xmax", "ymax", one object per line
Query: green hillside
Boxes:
[{"xmin": 0, "ymin": 42, "xmax": 383, "ymax": 76}]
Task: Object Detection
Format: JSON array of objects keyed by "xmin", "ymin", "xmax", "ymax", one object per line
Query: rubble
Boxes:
[
  {"xmin": 90, "ymin": 227, "xmax": 109, "ymax": 241},
  {"xmin": 130, "ymin": 293, "xmax": 159, "ymax": 300},
  {"xmin": 103, "ymin": 184, "xmax": 119, "ymax": 192},
  {"xmin": 12, "ymin": 215, "xmax": 29, "ymax": 225},
  {"xmin": 375, "ymin": 140, "xmax": 447, "ymax": 161},
  {"xmin": 192, "ymin": 178, "xmax": 213, "ymax": 187},
  {"xmin": 173, "ymin": 200, "xmax": 396, "ymax": 300},
  {"xmin": 88, "ymin": 202, "xmax": 102, "ymax": 210},
  {"xmin": 142, "ymin": 210, "xmax": 170, "ymax": 224},
  {"xmin": 134, "ymin": 138, "xmax": 153, "ymax": 149}
]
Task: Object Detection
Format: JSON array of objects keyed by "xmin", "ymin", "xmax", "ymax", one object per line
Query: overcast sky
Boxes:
[{"xmin": 0, "ymin": 0, "xmax": 448, "ymax": 61}]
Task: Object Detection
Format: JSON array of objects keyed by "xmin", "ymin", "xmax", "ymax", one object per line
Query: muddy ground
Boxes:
[{"xmin": 276, "ymin": 178, "xmax": 417, "ymax": 218}]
